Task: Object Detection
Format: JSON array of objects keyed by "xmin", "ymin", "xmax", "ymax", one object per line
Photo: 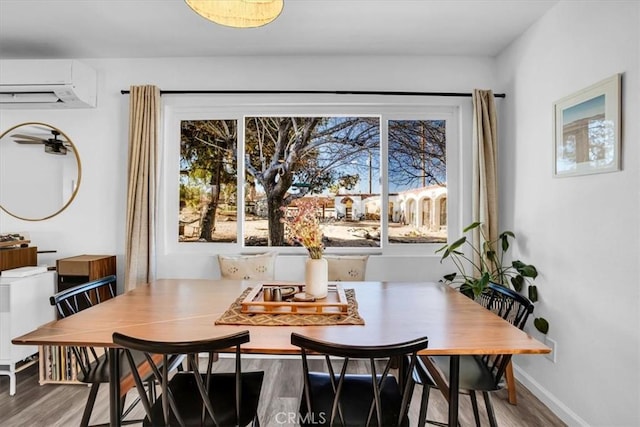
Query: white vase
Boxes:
[{"xmin": 305, "ymin": 257, "xmax": 328, "ymax": 299}]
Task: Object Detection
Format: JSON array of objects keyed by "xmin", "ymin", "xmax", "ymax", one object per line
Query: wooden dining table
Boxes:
[{"xmin": 12, "ymin": 279, "xmax": 550, "ymax": 426}]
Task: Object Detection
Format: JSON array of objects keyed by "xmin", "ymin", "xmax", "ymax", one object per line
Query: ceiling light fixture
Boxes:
[{"xmin": 185, "ymin": 0, "xmax": 284, "ymax": 28}]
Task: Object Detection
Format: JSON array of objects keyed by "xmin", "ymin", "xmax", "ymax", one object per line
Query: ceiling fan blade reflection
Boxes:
[
  {"xmin": 13, "ymin": 139, "xmax": 43, "ymax": 144},
  {"xmin": 11, "ymin": 133, "xmax": 46, "ymax": 142}
]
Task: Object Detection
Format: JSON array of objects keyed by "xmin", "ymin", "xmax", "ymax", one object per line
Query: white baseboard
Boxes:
[{"xmin": 513, "ymin": 363, "xmax": 589, "ymax": 426}]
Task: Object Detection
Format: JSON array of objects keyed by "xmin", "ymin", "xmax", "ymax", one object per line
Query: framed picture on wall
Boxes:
[{"xmin": 553, "ymin": 73, "xmax": 621, "ymax": 177}]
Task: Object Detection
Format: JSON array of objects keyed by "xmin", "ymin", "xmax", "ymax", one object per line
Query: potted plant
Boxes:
[{"xmin": 437, "ymin": 221, "xmax": 549, "ymax": 334}]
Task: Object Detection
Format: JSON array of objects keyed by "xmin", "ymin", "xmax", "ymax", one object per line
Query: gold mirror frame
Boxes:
[{"xmin": 0, "ymin": 122, "xmax": 82, "ymax": 221}]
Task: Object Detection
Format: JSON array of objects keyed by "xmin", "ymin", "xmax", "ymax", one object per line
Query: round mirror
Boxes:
[{"xmin": 0, "ymin": 122, "xmax": 81, "ymax": 221}]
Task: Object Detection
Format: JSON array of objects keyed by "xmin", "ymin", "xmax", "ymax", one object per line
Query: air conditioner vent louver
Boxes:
[
  {"xmin": 0, "ymin": 92, "xmax": 63, "ymax": 104},
  {"xmin": 0, "ymin": 60, "xmax": 97, "ymax": 109}
]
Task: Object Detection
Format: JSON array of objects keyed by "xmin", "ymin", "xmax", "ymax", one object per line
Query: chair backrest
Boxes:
[
  {"xmin": 50, "ymin": 274, "xmax": 117, "ymax": 317},
  {"xmin": 476, "ymin": 282, "xmax": 534, "ymax": 330},
  {"xmin": 475, "ymin": 282, "xmax": 535, "ymax": 385},
  {"xmin": 325, "ymin": 255, "xmax": 369, "ymax": 281},
  {"xmin": 49, "ymin": 275, "xmax": 117, "ymax": 378},
  {"xmin": 291, "ymin": 332, "xmax": 428, "ymax": 426},
  {"xmin": 217, "ymin": 251, "xmax": 277, "ymax": 280},
  {"xmin": 112, "ymin": 330, "xmax": 253, "ymax": 426}
]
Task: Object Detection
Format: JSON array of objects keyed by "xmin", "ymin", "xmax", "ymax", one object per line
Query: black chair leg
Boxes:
[
  {"xmin": 483, "ymin": 391, "xmax": 498, "ymax": 427},
  {"xmin": 470, "ymin": 391, "xmax": 481, "ymax": 427},
  {"xmin": 417, "ymin": 384, "xmax": 430, "ymax": 427},
  {"xmin": 119, "ymin": 394, "xmax": 128, "ymax": 421},
  {"xmin": 80, "ymin": 383, "xmax": 100, "ymax": 427},
  {"xmin": 146, "ymin": 379, "xmax": 156, "ymax": 403}
]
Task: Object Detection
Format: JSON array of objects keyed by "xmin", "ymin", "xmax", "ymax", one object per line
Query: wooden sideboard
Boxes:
[
  {"xmin": 0, "ymin": 246, "xmax": 37, "ymax": 272},
  {"xmin": 56, "ymin": 254, "xmax": 116, "ymax": 293}
]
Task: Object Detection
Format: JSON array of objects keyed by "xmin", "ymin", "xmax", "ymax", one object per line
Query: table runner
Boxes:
[{"xmin": 215, "ymin": 288, "xmax": 365, "ymax": 326}]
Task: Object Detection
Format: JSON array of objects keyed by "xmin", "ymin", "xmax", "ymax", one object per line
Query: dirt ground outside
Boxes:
[{"xmin": 180, "ymin": 211, "xmax": 446, "ymax": 246}]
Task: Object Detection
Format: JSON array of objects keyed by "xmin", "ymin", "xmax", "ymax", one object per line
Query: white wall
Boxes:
[
  {"xmin": 0, "ymin": 55, "xmax": 496, "ymax": 282},
  {"xmin": 497, "ymin": 1, "xmax": 640, "ymax": 426}
]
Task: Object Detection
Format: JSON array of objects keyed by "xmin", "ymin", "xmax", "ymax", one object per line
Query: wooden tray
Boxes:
[{"xmin": 241, "ymin": 283, "xmax": 348, "ymax": 315}]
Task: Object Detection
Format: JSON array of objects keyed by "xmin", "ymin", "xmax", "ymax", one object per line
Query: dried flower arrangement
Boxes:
[{"xmin": 281, "ymin": 199, "xmax": 324, "ymax": 259}]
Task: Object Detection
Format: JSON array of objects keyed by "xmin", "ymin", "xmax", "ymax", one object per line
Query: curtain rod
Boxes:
[{"xmin": 119, "ymin": 89, "xmax": 505, "ymax": 98}]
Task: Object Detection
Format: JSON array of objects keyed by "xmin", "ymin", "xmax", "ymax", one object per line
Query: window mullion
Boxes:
[
  {"xmin": 238, "ymin": 115, "xmax": 246, "ymax": 248},
  {"xmin": 380, "ymin": 116, "xmax": 389, "ymax": 248}
]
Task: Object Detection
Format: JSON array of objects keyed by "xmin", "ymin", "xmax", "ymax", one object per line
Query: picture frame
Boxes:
[{"xmin": 553, "ymin": 73, "xmax": 621, "ymax": 177}]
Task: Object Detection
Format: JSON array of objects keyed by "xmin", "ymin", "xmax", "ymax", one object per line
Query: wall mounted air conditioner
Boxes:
[{"xmin": 0, "ymin": 59, "xmax": 97, "ymax": 109}]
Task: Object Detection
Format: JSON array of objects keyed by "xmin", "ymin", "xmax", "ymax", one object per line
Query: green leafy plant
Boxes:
[{"xmin": 436, "ymin": 221, "xmax": 549, "ymax": 334}]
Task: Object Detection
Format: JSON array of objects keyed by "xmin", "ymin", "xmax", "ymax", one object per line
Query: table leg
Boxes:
[
  {"xmin": 448, "ymin": 355, "xmax": 460, "ymax": 427},
  {"xmin": 505, "ymin": 360, "xmax": 517, "ymax": 405},
  {"xmin": 109, "ymin": 348, "xmax": 121, "ymax": 427}
]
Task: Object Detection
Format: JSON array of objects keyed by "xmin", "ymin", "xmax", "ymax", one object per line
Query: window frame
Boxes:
[{"xmin": 160, "ymin": 94, "xmax": 469, "ymax": 258}]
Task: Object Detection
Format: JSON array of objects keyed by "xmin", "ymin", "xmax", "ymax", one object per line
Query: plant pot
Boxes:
[{"xmin": 305, "ymin": 257, "xmax": 328, "ymax": 299}]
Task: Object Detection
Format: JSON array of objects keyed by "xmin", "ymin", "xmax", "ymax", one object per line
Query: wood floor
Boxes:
[{"xmin": 0, "ymin": 356, "xmax": 566, "ymax": 426}]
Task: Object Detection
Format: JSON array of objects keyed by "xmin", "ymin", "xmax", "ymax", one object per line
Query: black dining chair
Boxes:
[
  {"xmin": 290, "ymin": 332, "xmax": 429, "ymax": 426},
  {"xmin": 112, "ymin": 330, "xmax": 264, "ymax": 427},
  {"xmin": 50, "ymin": 275, "xmax": 182, "ymax": 427},
  {"xmin": 411, "ymin": 282, "xmax": 535, "ymax": 427}
]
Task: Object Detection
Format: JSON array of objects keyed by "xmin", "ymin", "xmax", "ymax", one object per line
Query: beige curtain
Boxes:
[
  {"xmin": 472, "ymin": 89, "xmax": 499, "ymax": 270},
  {"xmin": 124, "ymin": 85, "xmax": 160, "ymax": 291}
]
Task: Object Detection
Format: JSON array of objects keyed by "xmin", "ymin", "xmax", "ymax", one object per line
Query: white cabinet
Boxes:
[{"xmin": 0, "ymin": 271, "xmax": 55, "ymax": 395}]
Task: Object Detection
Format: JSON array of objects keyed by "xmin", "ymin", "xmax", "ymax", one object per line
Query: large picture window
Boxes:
[{"xmin": 171, "ymin": 99, "xmax": 459, "ymax": 255}]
